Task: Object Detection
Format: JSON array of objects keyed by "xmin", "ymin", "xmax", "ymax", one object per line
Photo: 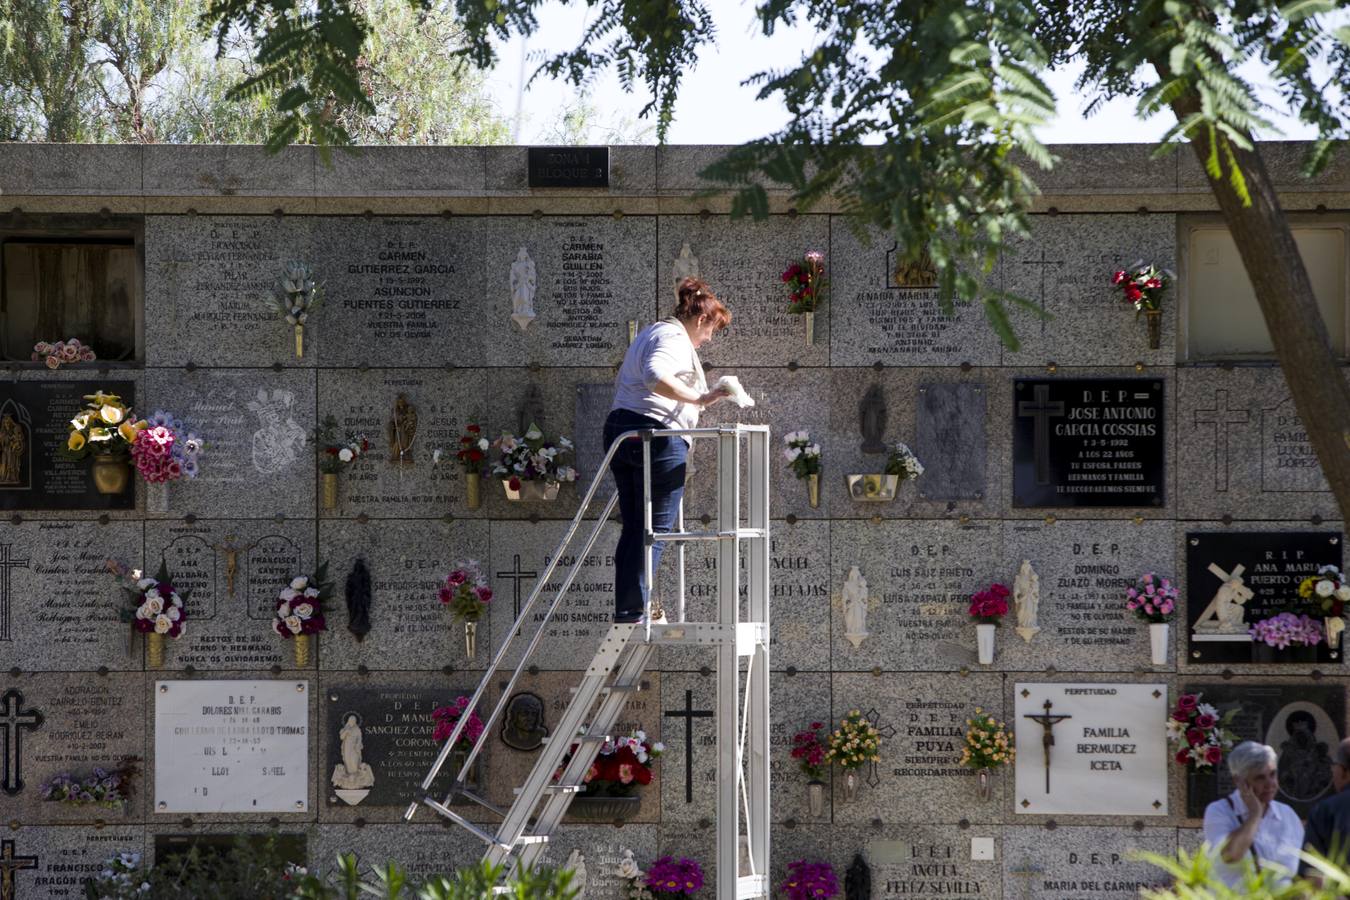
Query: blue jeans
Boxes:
[{"xmin": 604, "ymin": 409, "xmax": 687, "ymax": 621}]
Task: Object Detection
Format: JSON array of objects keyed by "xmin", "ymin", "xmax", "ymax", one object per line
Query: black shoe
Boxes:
[{"xmin": 614, "ymin": 612, "xmax": 643, "ymax": 624}]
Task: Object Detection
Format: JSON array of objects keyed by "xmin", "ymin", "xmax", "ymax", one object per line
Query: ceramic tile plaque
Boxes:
[
  {"xmin": 154, "ymin": 679, "xmax": 309, "ymax": 813},
  {"xmin": 1014, "ymin": 682, "xmax": 1167, "ymax": 816}
]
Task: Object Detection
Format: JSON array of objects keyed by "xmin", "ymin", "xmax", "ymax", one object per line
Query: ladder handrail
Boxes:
[{"xmin": 409, "ymin": 423, "xmax": 768, "ymax": 812}]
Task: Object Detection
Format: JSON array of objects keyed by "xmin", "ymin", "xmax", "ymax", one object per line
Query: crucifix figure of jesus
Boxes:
[
  {"xmin": 1023, "ymin": 698, "xmax": 1072, "ymax": 795},
  {"xmin": 0, "ymin": 839, "xmax": 38, "ymax": 900}
]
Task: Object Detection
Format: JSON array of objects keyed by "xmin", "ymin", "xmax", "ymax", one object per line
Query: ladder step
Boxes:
[
  {"xmin": 738, "ymin": 874, "xmax": 770, "ymax": 898},
  {"xmin": 421, "ymin": 797, "xmax": 501, "ymax": 848},
  {"xmin": 514, "ymin": 784, "xmax": 583, "ymax": 796},
  {"xmin": 515, "ymin": 834, "xmax": 549, "ymax": 846}
]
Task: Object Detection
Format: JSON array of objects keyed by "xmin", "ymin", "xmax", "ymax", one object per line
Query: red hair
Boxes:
[{"xmin": 674, "ymin": 277, "xmax": 731, "ymax": 331}]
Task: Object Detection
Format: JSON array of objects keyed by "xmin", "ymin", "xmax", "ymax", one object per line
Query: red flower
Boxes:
[
  {"xmin": 1175, "ymin": 749, "xmax": 1192, "ymax": 766},
  {"xmin": 1145, "ymin": 278, "xmax": 1161, "ymax": 290},
  {"xmin": 326, "ymin": 447, "xmax": 339, "ymax": 455},
  {"xmin": 1204, "ymin": 746, "xmax": 1224, "ymax": 765},
  {"xmin": 1185, "ymin": 728, "xmax": 1205, "ymax": 747},
  {"xmin": 508, "ymin": 476, "xmax": 521, "ymax": 491},
  {"xmin": 467, "ymin": 424, "xmax": 481, "ymax": 433},
  {"xmin": 1195, "ymin": 713, "xmax": 1217, "ymax": 729},
  {"xmin": 1111, "ymin": 270, "xmax": 1127, "ymax": 285},
  {"xmin": 1176, "ymin": 694, "xmax": 1199, "ymax": 712},
  {"xmin": 1125, "ymin": 284, "xmax": 1142, "ymax": 302}
]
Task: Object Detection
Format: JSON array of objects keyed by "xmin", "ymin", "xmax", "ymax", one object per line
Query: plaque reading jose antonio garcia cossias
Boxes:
[{"xmin": 1014, "ymin": 378, "xmax": 1165, "ymax": 508}]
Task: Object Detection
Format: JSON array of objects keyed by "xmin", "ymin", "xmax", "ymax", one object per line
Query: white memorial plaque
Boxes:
[
  {"xmin": 1014, "ymin": 682, "xmax": 1167, "ymax": 816},
  {"xmin": 154, "ymin": 679, "xmax": 310, "ymax": 813}
]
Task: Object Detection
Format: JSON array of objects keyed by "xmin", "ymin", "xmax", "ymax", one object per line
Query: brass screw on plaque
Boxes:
[
  {"xmin": 1044, "ymin": 514, "xmax": 1056, "ymax": 524},
  {"xmin": 159, "ymin": 685, "xmax": 168, "ymax": 693},
  {"xmin": 1021, "ymin": 688, "xmax": 1031, "ymax": 698},
  {"xmin": 296, "ymin": 683, "xmax": 305, "ymax": 692}
]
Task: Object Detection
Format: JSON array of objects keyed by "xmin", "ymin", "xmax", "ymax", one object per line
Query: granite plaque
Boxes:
[
  {"xmin": 153, "ymin": 679, "xmax": 309, "ymax": 814},
  {"xmin": 914, "ymin": 383, "xmax": 986, "ymax": 501},
  {"xmin": 1182, "ymin": 682, "xmax": 1345, "ymax": 818},
  {"xmin": 326, "ymin": 686, "xmax": 475, "ymax": 807},
  {"xmin": 1003, "ymin": 826, "xmax": 1175, "ymax": 899},
  {"xmin": 854, "ymin": 825, "xmax": 1002, "ymax": 898},
  {"xmin": 573, "ymin": 382, "xmax": 615, "ymax": 491},
  {"xmin": 1013, "ymin": 378, "xmax": 1164, "ymax": 508},
  {"xmin": 7, "ymin": 825, "xmax": 144, "ymax": 900},
  {"xmin": 1185, "ymin": 531, "xmax": 1343, "ymax": 664},
  {"xmin": 527, "ymin": 147, "xmax": 609, "ymax": 188},
  {"xmin": 1014, "ymin": 683, "xmax": 1168, "ymax": 816},
  {"xmin": 0, "ymin": 381, "xmax": 135, "ymax": 510}
]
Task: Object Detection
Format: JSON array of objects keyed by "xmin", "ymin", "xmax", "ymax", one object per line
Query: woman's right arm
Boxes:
[{"xmin": 649, "ymin": 374, "xmax": 725, "ymax": 407}]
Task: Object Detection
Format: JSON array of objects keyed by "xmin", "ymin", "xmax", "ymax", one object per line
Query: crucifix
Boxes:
[
  {"xmin": 1023, "ymin": 698, "xmax": 1071, "ymax": 795},
  {"xmin": 1017, "ymin": 384, "xmax": 1066, "ymax": 486},
  {"xmin": 1020, "ymin": 249, "xmax": 1064, "ymax": 334},
  {"xmin": 495, "ymin": 554, "xmax": 539, "ymax": 631},
  {"xmin": 0, "ymin": 545, "xmax": 30, "ymax": 643},
  {"xmin": 213, "ymin": 534, "xmax": 256, "ymax": 598},
  {"xmin": 0, "ymin": 839, "xmax": 38, "ymax": 900},
  {"xmin": 1193, "ymin": 389, "xmax": 1250, "ymax": 492},
  {"xmin": 0, "ymin": 689, "xmax": 43, "ymax": 795},
  {"xmin": 664, "ymin": 689, "xmax": 714, "ymax": 803}
]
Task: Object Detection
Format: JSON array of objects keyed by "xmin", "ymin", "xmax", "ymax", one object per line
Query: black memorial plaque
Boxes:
[
  {"xmin": 0, "ymin": 380, "xmax": 135, "ymax": 510},
  {"xmin": 1186, "ymin": 531, "xmax": 1343, "ymax": 664},
  {"xmin": 1013, "ymin": 378, "xmax": 1164, "ymax": 508},
  {"xmin": 1183, "ymin": 683, "xmax": 1344, "ymax": 818},
  {"xmin": 527, "ymin": 146, "xmax": 609, "ymax": 188},
  {"xmin": 326, "ymin": 686, "xmax": 479, "ymax": 807}
]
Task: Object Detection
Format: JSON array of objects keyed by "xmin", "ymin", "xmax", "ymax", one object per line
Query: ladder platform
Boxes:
[
  {"xmin": 644, "ymin": 622, "xmax": 769, "ymax": 655},
  {"xmin": 652, "ymin": 528, "xmax": 768, "ymax": 543},
  {"xmin": 514, "ymin": 784, "xmax": 583, "ymax": 796}
]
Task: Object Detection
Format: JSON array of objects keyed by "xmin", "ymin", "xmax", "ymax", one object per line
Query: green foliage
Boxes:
[
  {"xmin": 1137, "ymin": 844, "xmax": 1350, "ymax": 899},
  {"xmin": 292, "ymin": 855, "xmax": 578, "ymax": 900},
  {"xmin": 82, "ymin": 835, "xmax": 305, "ymax": 899}
]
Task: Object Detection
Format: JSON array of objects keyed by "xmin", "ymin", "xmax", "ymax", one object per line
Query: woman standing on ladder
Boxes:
[{"xmin": 604, "ymin": 277, "xmax": 732, "ymax": 625}]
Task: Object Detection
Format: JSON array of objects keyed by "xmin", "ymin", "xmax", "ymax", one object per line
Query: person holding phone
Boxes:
[{"xmin": 1202, "ymin": 741, "xmax": 1305, "ymax": 888}]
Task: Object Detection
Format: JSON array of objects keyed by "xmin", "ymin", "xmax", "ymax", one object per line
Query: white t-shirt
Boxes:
[
  {"xmin": 1202, "ymin": 791, "xmax": 1304, "ymax": 888},
  {"xmin": 610, "ymin": 318, "xmax": 706, "ymax": 438}
]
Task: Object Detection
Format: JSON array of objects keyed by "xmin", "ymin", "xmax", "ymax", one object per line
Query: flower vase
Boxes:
[
  {"xmin": 294, "ymin": 634, "xmax": 311, "ymax": 667},
  {"xmin": 321, "ymin": 473, "xmax": 339, "ymax": 510},
  {"xmin": 295, "ymin": 323, "xmax": 305, "ymax": 358},
  {"xmin": 976, "ymin": 768, "xmax": 992, "ymax": 802},
  {"xmin": 503, "ymin": 479, "xmax": 560, "ymax": 502},
  {"xmin": 1144, "ymin": 309, "xmax": 1161, "ymax": 350},
  {"xmin": 91, "ymin": 457, "xmax": 130, "ymax": 494},
  {"xmin": 465, "ymin": 472, "xmax": 481, "ymax": 510},
  {"xmin": 807, "ymin": 473, "xmax": 820, "ymax": 509},
  {"xmin": 1149, "ymin": 622, "xmax": 1170, "ymax": 666},
  {"xmin": 807, "ymin": 780, "xmax": 826, "ymax": 818},
  {"xmin": 464, "ymin": 620, "xmax": 477, "ymax": 659},
  {"xmin": 569, "ymin": 795, "xmax": 642, "ymax": 823},
  {"xmin": 976, "ymin": 623, "xmax": 996, "ymax": 665},
  {"xmin": 804, "ymin": 311, "xmax": 815, "ymax": 345},
  {"xmin": 146, "ymin": 480, "xmax": 169, "ymax": 514},
  {"xmin": 147, "ymin": 632, "xmax": 165, "ymax": 669},
  {"xmin": 842, "ymin": 770, "xmax": 859, "ymax": 803}
]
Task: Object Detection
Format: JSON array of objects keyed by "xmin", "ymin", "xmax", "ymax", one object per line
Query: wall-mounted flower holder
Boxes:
[
  {"xmin": 846, "ymin": 474, "xmax": 900, "ymax": 502},
  {"xmin": 503, "ymin": 479, "xmax": 560, "ymax": 502}
]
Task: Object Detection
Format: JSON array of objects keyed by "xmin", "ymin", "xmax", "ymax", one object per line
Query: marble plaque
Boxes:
[
  {"xmin": 153, "ymin": 679, "xmax": 309, "ymax": 814},
  {"xmin": 837, "ymin": 824, "xmax": 1001, "ymax": 898},
  {"xmin": 914, "ymin": 382, "xmax": 987, "ymax": 501},
  {"xmin": 146, "ymin": 519, "xmax": 313, "ymax": 669},
  {"xmin": 1003, "ymin": 826, "xmax": 1176, "ymax": 899},
  {"xmin": 3, "ymin": 520, "xmax": 143, "ymax": 670},
  {"xmin": 998, "ymin": 521, "xmax": 1174, "ymax": 671},
  {"xmin": 1014, "ymin": 682, "xmax": 1168, "ymax": 816},
  {"xmin": 1013, "ymin": 378, "xmax": 1165, "ymax": 508},
  {"xmin": 828, "ymin": 222, "xmax": 999, "ymax": 366},
  {"xmin": 658, "ymin": 216, "xmax": 829, "ymax": 367},
  {"xmin": 537, "ymin": 826, "xmax": 660, "ymax": 900},
  {"xmin": 1182, "ymin": 682, "xmax": 1345, "ymax": 818},
  {"xmin": 0, "ymin": 380, "xmax": 136, "ymax": 510},
  {"xmin": 5, "ymin": 826, "xmax": 146, "ymax": 900},
  {"xmin": 320, "ymin": 519, "xmax": 488, "ymax": 671},
  {"xmin": 830, "ymin": 520, "xmax": 1000, "ymax": 671},
  {"xmin": 16, "ymin": 673, "xmax": 146, "ymax": 823},
  {"xmin": 308, "ymin": 823, "xmax": 488, "ymax": 884},
  {"xmin": 1185, "ymin": 530, "xmax": 1343, "ymax": 664},
  {"xmin": 144, "ymin": 215, "xmax": 315, "ymax": 366},
  {"xmin": 656, "ymin": 672, "xmax": 720, "ymax": 825},
  {"xmin": 142, "ymin": 368, "xmax": 315, "ymax": 518},
  {"xmin": 480, "ymin": 217, "xmax": 657, "ymax": 367},
  {"xmin": 573, "ymin": 381, "xmax": 615, "ymax": 492}
]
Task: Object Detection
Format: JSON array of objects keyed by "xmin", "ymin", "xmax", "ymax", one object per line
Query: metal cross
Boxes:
[
  {"xmin": 0, "ymin": 545, "xmax": 30, "ymax": 642},
  {"xmin": 863, "ymin": 707, "xmax": 897, "ymax": 788},
  {"xmin": 1023, "ymin": 698, "xmax": 1072, "ymax": 795},
  {"xmin": 0, "ymin": 840, "xmax": 38, "ymax": 900},
  {"xmin": 0, "ymin": 689, "xmax": 42, "ymax": 795},
  {"xmin": 495, "ymin": 554, "xmax": 539, "ymax": 629},
  {"xmin": 1017, "ymin": 384, "xmax": 1066, "ymax": 486},
  {"xmin": 1020, "ymin": 249, "xmax": 1065, "ymax": 334},
  {"xmin": 664, "ymin": 689, "xmax": 714, "ymax": 803},
  {"xmin": 1193, "ymin": 389, "xmax": 1250, "ymax": 492}
]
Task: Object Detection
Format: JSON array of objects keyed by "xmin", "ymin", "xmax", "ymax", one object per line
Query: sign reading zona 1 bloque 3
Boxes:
[
  {"xmin": 154, "ymin": 680, "xmax": 309, "ymax": 813},
  {"xmin": 1013, "ymin": 378, "xmax": 1165, "ymax": 507},
  {"xmin": 1014, "ymin": 682, "xmax": 1168, "ymax": 816}
]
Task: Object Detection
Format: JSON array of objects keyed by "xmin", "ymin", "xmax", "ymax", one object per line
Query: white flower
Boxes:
[
  {"xmin": 167, "ymin": 606, "xmax": 181, "ymax": 621},
  {"xmin": 635, "ymin": 749, "xmax": 649, "ymax": 763},
  {"xmin": 136, "ymin": 578, "xmax": 155, "ymax": 590},
  {"xmin": 277, "ymin": 602, "xmax": 291, "ymax": 618},
  {"xmin": 651, "ymin": 741, "xmax": 665, "ymax": 753},
  {"xmin": 1197, "ymin": 702, "xmax": 1218, "ymax": 718},
  {"xmin": 294, "ymin": 602, "xmax": 314, "ymax": 619},
  {"xmin": 170, "ymin": 593, "xmax": 183, "ymax": 607},
  {"xmin": 1336, "ymin": 586, "xmax": 1350, "ymax": 602},
  {"xmin": 784, "ymin": 447, "xmax": 801, "ymax": 462},
  {"xmin": 290, "ymin": 576, "xmax": 309, "ymax": 590},
  {"xmin": 806, "ymin": 443, "xmax": 821, "ymax": 457},
  {"xmin": 142, "ymin": 597, "xmax": 163, "ymax": 616},
  {"xmin": 145, "ymin": 588, "xmax": 161, "ymax": 602},
  {"xmin": 304, "ymin": 587, "xmax": 319, "ymax": 598},
  {"xmin": 280, "ymin": 588, "xmax": 299, "ymax": 602},
  {"xmin": 432, "ymin": 448, "xmax": 443, "ymax": 465},
  {"xmin": 558, "ymin": 436, "xmax": 573, "ymax": 450},
  {"xmin": 154, "ymin": 614, "xmax": 172, "ymax": 634},
  {"xmin": 559, "ymin": 467, "xmax": 577, "ymax": 481},
  {"xmin": 617, "ymin": 854, "xmax": 641, "ymax": 880},
  {"xmin": 338, "ymin": 448, "xmax": 353, "ymax": 463},
  {"xmin": 1316, "ymin": 580, "xmax": 1336, "ymax": 597},
  {"xmin": 478, "ymin": 438, "xmax": 490, "ymax": 451},
  {"xmin": 284, "ymin": 615, "xmax": 303, "ymax": 634}
]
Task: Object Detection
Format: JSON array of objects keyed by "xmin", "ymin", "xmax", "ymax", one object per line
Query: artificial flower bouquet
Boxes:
[
  {"xmin": 577, "ymin": 729, "xmax": 665, "ymax": 798},
  {"xmin": 315, "ymin": 415, "xmax": 370, "ymax": 475},
  {"xmin": 968, "ymin": 583, "xmax": 1011, "ymax": 625},
  {"xmin": 779, "ymin": 860, "xmax": 839, "ymax": 900},
  {"xmin": 432, "ymin": 695, "xmax": 486, "ymax": 754},
  {"xmin": 1166, "ymin": 692, "xmax": 1238, "ymax": 772},
  {"xmin": 1301, "ymin": 565, "xmax": 1350, "ymax": 646},
  {"xmin": 1110, "ymin": 261, "xmax": 1172, "ymax": 313},
  {"xmin": 437, "ymin": 560, "xmax": 492, "ymax": 623},
  {"xmin": 273, "ymin": 565, "xmax": 332, "ymax": 667},
  {"xmin": 645, "ymin": 856, "xmax": 704, "ymax": 896},
  {"xmin": 783, "ymin": 431, "xmax": 821, "ymax": 479},
  {"xmin": 1248, "ymin": 612, "xmax": 1324, "ymax": 649},
  {"xmin": 959, "ymin": 709, "xmax": 1015, "ymax": 770},
  {"xmin": 1125, "ymin": 572, "xmax": 1178, "ymax": 623},
  {"xmin": 126, "ymin": 560, "xmax": 189, "ymax": 640},
  {"xmin": 617, "ymin": 850, "xmax": 656, "ymax": 900},
  {"xmin": 32, "ymin": 338, "xmax": 95, "ymax": 369},
  {"xmin": 40, "ymin": 758, "xmax": 138, "ymax": 809},
  {"xmin": 884, "ymin": 441, "xmax": 925, "ymax": 481},
  {"xmin": 790, "ymin": 721, "xmax": 829, "ymax": 781},
  {"xmin": 491, "ymin": 423, "xmax": 577, "ymax": 496},
  {"xmin": 132, "ymin": 410, "xmax": 204, "ymax": 484},
  {"xmin": 455, "ymin": 423, "xmax": 489, "ymax": 473},
  {"xmin": 62, "ymin": 391, "xmax": 144, "ymax": 461},
  {"xmin": 782, "ymin": 250, "xmax": 827, "ymax": 314},
  {"xmin": 824, "ymin": 710, "xmax": 881, "ymax": 771},
  {"xmin": 271, "ymin": 261, "xmax": 322, "ymax": 356}
]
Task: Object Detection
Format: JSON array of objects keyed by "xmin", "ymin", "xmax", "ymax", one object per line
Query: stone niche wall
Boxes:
[{"xmin": 2, "ymin": 143, "xmax": 1348, "ymax": 900}]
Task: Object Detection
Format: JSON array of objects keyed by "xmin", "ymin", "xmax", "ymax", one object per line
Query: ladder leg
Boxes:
[
  {"xmin": 745, "ymin": 429, "xmax": 771, "ymax": 886},
  {"xmin": 715, "ymin": 429, "xmax": 741, "ymax": 900}
]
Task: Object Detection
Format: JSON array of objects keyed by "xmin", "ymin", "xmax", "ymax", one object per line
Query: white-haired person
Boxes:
[{"xmin": 1202, "ymin": 740, "xmax": 1305, "ymax": 887}]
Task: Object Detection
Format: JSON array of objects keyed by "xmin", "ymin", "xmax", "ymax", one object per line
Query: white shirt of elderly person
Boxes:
[{"xmin": 1202, "ymin": 741, "xmax": 1305, "ymax": 888}]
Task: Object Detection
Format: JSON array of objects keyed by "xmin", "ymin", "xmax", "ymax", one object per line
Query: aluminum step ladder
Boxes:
[{"xmin": 404, "ymin": 424, "xmax": 772, "ymax": 900}]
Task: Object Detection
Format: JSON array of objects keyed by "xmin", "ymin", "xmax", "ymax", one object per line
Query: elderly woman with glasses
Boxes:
[{"xmin": 1203, "ymin": 740, "xmax": 1305, "ymax": 887}]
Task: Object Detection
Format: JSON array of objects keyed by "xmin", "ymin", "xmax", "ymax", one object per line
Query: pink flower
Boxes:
[
  {"xmin": 1176, "ymin": 694, "xmax": 1199, "ymax": 712},
  {"xmin": 617, "ymin": 763, "xmax": 635, "ymax": 784},
  {"xmin": 45, "ymin": 355, "xmax": 60, "ymax": 369},
  {"xmin": 1195, "ymin": 713, "xmax": 1217, "ymax": 729},
  {"xmin": 1186, "ymin": 728, "xmax": 1205, "ymax": 747},
  {"xmin": 447, "ymin": 569, "xmax": 467, "ymax": 586},
  {"xmin": 437, "ymin": 587, "xmax": 453, "ymax": 605},
  {"xmin": 1204, "ymin": 746, "xmax": 1224, "ymax": 765},
  {"xmin": 474, "ymin": 586, "xmax": 492, "ymax": 604}
]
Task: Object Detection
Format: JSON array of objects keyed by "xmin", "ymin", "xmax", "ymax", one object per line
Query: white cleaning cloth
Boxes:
[{"xmin": 713, "ymin": 375, "xmax": 755, "ymax": 408}]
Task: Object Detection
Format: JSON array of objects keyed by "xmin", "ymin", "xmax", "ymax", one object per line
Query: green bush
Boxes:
[{"xmin": 1138, "ymin": 845, "xmax": 1350, "ymax": 900}]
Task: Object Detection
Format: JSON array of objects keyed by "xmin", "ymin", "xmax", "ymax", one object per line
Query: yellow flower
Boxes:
[
  {"xmin": 88, "ymin": 427, "xmax": 113, "ymax": 443},
  {"xmin": 1299, "ymin": 578, "xmax": 1315, "ymax": 598},
  {"xmin": 67, "ymin": 431, "xmax": 86, "ymax": 451},
  {"xmin": 99, "ymin": 404, "xmax": 125, "ymax": 425},
  {"xmin": 118, "ymin": 420, "xmax": 140, "ymax": 443},
  {"xmin": 70, "ymin": 413, "xmax": 90, "ymax": 431}
]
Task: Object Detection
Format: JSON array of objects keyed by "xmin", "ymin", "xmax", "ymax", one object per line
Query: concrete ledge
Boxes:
[
  {"xmin": 0, "ymin": 144, "xmax": 142, "ymax": 195},
  {"xmin": 143, "ymin": 145, "xmax": 315, "ymax": 196},
  {"xmin": 312, "ymin": 145, "xmax": 485, "ymax": 195}
]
